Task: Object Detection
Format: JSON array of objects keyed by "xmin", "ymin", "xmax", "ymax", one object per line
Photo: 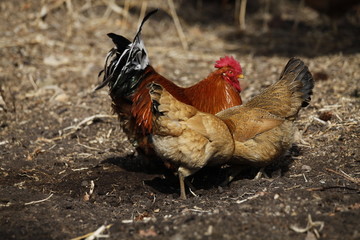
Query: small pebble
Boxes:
[
  {"xmin": 319, "ymin": 111, "xmax": 333, "ymax": 121},
  {"xmin": 54, "ymin": 93, "xmax": 69, "ymax": 102},
  {"xmin": 301, "ymin": 165, "xmax": 312, "ymax": 172},
  {"xmin": 81, "ymin": 180, "xmax": 88, "ymax": 187}
]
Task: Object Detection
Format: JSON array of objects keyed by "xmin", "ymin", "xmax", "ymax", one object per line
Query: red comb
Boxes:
[{"xmin": 215, "ymin": 56, "xmax": 242, "ymax": 72}]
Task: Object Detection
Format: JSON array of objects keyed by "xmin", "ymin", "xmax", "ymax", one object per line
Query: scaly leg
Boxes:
[
  {"xmin": 179, "ymin": 173, "xmax": 187, "ymax": 200},
  {"xmin": 254, "ymin": 167, "xmax": 269, "ymax": 179},
  {"xmin": 178, "ymin": 169, "xmax": 198, "ymax": 199}
]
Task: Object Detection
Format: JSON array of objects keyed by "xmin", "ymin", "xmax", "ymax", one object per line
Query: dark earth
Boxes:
[{"xmin": 1, "ymin": 0, "xmax": 359, "ymax": 239}]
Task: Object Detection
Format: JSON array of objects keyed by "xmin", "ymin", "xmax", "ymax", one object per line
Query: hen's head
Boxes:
[{"xmin": 215, "ymin": 56, "xmax": 243, "ymax": 92}]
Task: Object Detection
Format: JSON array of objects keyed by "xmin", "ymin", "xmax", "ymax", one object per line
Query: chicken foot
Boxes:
[
  {"xmin": 254, "ymin": 168, "xmax": 269, "ymax": 179},
  {"xmin": 178, "ymin": 173, "xmax": 198, "ymax": 199},
  {"xmin": 221, "ymin": 166, "xmax": 270, "ymax": 186}
]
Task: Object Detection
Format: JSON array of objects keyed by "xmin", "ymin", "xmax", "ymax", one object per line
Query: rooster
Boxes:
[
  {"xmin": 96, "ymin": 9, "xmax": 243, "ymax": 153},
  {"xmin": 148, "ymin": 58, "xmax": 314, "ymax": 199}
]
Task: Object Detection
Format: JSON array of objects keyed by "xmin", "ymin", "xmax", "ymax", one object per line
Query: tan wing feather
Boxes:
[{"xmin": 217, "ymin": 106, "xmax": 284, "ymax": 142}]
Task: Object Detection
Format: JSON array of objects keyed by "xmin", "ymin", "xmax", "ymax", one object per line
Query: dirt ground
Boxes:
[{"xmin": 1, "ymin": 0, "xmax": 359, "ymax": 239}]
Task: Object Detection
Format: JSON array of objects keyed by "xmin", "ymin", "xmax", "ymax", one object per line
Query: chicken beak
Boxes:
[{"xmin": 237, "ymin": 74, "xmax": 244, "ymax": 79}]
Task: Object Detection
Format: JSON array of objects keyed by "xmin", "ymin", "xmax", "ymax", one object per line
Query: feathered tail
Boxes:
[
  {"xmin": 95, "ymin": 9, "xmax": 158, "ymax": 98},
  {"xmin": 244, "ymin": 58, "xmax": 314, "ymax": 119},
  {"xmin": 278, "ymin": 57, "xmax": 314, "ymax": 108}
]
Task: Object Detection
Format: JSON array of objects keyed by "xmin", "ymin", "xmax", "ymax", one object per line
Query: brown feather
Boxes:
[
  {"xmin": 217, "ymin": 58, "xmax": 314, "ymax": 166},
  {"xmin": 129, "ymin": 66, "xmax": 242, "ymax": 135},
  {"xmin": 184, "ymin": 68, "xmax": 242, "ymax": 114}
]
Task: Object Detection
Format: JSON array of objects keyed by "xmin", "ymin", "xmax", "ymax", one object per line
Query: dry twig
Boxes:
[
  {"xmin": 37, "ymin": 114, "xmax": 116, "ymax": 142},
  {"xmin": 24, "ymin": 193, "xmax": 54, "ymax": 206},
  {"xmin": 167, "ymin": 0, "xmax": 188, "ymax": 50},
  {"xmin": 26, "ymin": 147, "xmax": 45, "ymax": 161},
  {"xmin": 290, "ymin": 214, "xmax": 324, "ymax": 239},
  {"xmin": 325, "ymin": 168, "xmax": 360, "ymax": 186},
  {"xmin": 238, "ymin": 0, "xmax": 247, "ymax": 31},
  {"xmin": 71, "ymin": 224, "xmax": 112, "ymax": 240},
  {"xmin": 236, "ymin": 192, "xmax": 262, "ymax": 204}
]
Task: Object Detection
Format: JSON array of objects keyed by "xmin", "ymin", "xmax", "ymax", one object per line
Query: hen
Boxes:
[
  {"xmin": 96, "ymin": 9, "xmax": 243, "ymax": 154},
  {"xmin": 217, "ymin": 57, "xmax": 314, "ymax": 177},
  {"xmin": 148, "ymin": 58, "xmax": 314, "ymax": 199},
  {"xmin": 148, "ymin": 82, "xmax": 235, "ymax": 199}
]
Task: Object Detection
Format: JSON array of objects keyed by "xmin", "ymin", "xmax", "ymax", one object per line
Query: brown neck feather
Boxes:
[{"xmin": 184, "ymin": 73, "xmax": 242, "ymax": 114}]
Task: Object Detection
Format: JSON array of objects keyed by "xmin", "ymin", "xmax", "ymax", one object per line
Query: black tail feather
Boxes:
[
  {"xmin": 94, "ymin": 47, "xmax": 120, "ymax": 91},
  {"xmin": 280, "ymin": 58, "xmax": 314, "ymax": 108},
  {"xmin": 107, "ymin": 33, "xmax": 131, "ymax": 52},
  {"xmin": 95, "ymin": 9, "xmax": 158, "ymax": 94},
  {"xmin": 133, "ymin": 9, "xmax": 158, "ymax": 43}
]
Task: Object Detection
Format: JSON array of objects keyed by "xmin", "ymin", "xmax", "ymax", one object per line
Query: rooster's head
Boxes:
[{"xmin": 215, "ymin": 56, "xmax": 243, "ymax": 92}]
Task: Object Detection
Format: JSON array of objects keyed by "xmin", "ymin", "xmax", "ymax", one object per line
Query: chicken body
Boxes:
[
  {"xmin": 149, "ymin": 58, "xmax": 314, "ymax": 199},
  {"xmin": 148, "ymin": 83, "xmax": 235, "ymax": 199},
  {"xmin": 96, "ymin": 9, "xmax": 243, "ymax": 152},
  {"xmin": 217, "ymin": 58, "xmax": 314, "ymax": 168}
]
